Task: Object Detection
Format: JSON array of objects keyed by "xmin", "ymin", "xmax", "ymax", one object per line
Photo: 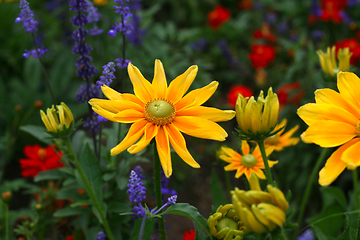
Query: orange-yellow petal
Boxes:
[
  {"xmin": 113, "ymin": 109, "xmax": 145, "ymax": 123},
  {"xmin": 249, "ymin": 168, "xmax": 266, "ymax": 179},
  {"xmin": 101, "ymin": 85, "xmax": 123, "ymax": 100},
  {"xmin": 176, "ymin": 106, "xmax": 235, "ymax": 122},
  {"xmin": 337, "ymin": 72, "xmax": 360, "ymax": 110},
  {"xmin": 341, "ymin": 138, "xmax": 360, "ymax": 168},
  {"xmin": 300, "ymin": 120, "xmax": 357, "ymax": 147},
  {"xmin": 89, "ymin": 99, "xmax": 143, "ymax": 113},
  {"xmin": 91, "ymin": 105, "xmax": 117, "ymax": 122},
  {"xmin": 110, "ymin": 120, "xmax": 148, "ymax": 155},
  {"xmin": 234, "ymin": 166, "xmax": 246, "ymax": 178},
  {"xmin": 128, "ymin": 123, "xmax": 159, "ymax": 154},
  {"xmin": 155, "ymin": 126, "xmax": 172, "ymax": 177},
  {"xmin": 318, "ymin": 141, "xmax": 353, "ymax": 186},
  {"xmin": 297, "ymin": 103, "xmax": 358, "ymax": 126},
  {"xmin": 152, "ymin": 59, "xmax": 167, "ymax": 98},
  {"xmin": 241, "ymin": 140, "xmax": 250, "ymax": 155},
  {"xmin": 166, "ymin": 65, "xmax": 198, "ymax": 104},
  {"xmin": 173, "ymin": 116, "xmax": 228, "ymax": 141},
  {"xmin": 128, "ymin": 62, "xmax": 154, "ymax": 103},
  {"xmin": 175, "ymin": 81, "xmax": 218, "ymax": 111},
  {"xmin": 165, "ymin": 124, "xmax": 200, "ymax": 168}
]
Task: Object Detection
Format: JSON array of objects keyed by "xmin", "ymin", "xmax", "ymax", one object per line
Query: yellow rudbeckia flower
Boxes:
[
  {"xmin": 89, "ymin": 59, "xmax": 235, "ymax": 177},
  {"xmin": 40, "ymin": 102, "xmax": 74, "ymax": 134},
  {"xmin": 297, "ymin": 71, "xmax": 360, "ymax": 186},
  {"xmin": 317, "ymin": 46, "xmax": 352, "ymax": 77},
  {"xmin": 264, "ymin": 119, "xmax": 299, "ymax": 151},
  {"xmin": 218, "ymin": 141, "xmax": 277, "ymax": 180}
]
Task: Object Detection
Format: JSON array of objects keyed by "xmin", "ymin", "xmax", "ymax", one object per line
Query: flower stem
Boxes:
[
  {"xmin": 153, "ymin": 143, "xmax": 167, "ymax": 240},
  {"xmin": 138, "ymin": 215, "xmax": 147, "ymax": 240},
  {"xmin": 353, "ymin": 169, "xmax": 359, "ymax": 209},
  {"xmin": 31, "ymin": 33, "xmax": 56, "ymax": 105},
  {"xmin": 5, "ymin": 202, "xmax": 9, "ymax": 240},
  {"xmin": 63, "ymin": 138, "xmax": 115, "ymax": 240},
  {"xmin": 257, "ymin": 140, "xmax": 274, "ymax": 186},
  {"xmin": 292, "ymin": 148, "xmax": 328, "ymax": 240}
]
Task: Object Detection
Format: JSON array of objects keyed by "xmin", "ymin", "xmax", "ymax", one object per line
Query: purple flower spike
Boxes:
[
  {"xmin": 115, "ymin": 58, "xmax": 131, "ymax": 68},
  {"xmin": 95, "ymin": 231, "xmax": 107, "ymax": 240},
  {"xmin": 108, "ymin": 0, "xmax": 133, "ymax": 36},
  {"xmin": 127, "ymin": 170, "xmax": 146, "ymax": 204},
  {"xmin": 96, "ymin": 62, "xmax": 116, "ymax": 88},
  {"xmin": 22, "ymin": 46, "xmax": 48, "ymax": 58},
  {"xmin": 17, "ymin": 0, "xmax": 38, "ymax": 33}
]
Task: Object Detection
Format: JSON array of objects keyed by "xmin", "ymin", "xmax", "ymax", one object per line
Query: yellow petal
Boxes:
[
  {"xmin": 128, "ymin": 62, "xmax": 154, "ymax": 103},
  {"xmin": 166, "ymin": 65, "xmax": 198, "ymax": 104},
  {"xmin": 175, "ymin": 81, "xmax": 218, "ymax": 111},
  {"xmin": 315, "ymin": 88, "xmax": 360, "ymax": 118},
  {"xmin": 155, "ymin": 126, "xmax": 172, "ymax": 177},
  {"xmin": 127, "ymin": 123, "xmax": 159, "ymax": 154},
  {"xmin": 91, "ymin": 105, "xmax": 117, "ymax": 122},
  {"xmin": 219, "ymin": 146, "xmax": 242, "ymax": 161},
  {"xmin": 101, "ymin": 85, "xmax": 123, "ymax": 100},
  {"xmin": 176, "ymin": 106, "xmax": 235, "ymax": 122},
  {"xmin": 234, "ymin": 166, "xmax": 246, "ymax": 178},
  {"xmin": 47, "ymin": 107, "xmax": 59, "ymax": 133},
  {"xmin": 165, "ymin": 124, "xmax": 200, "ymax": 168},
  {"xmin": 251, "ymin": 205, "xmax": 276, "ymax": 231},
  {"xmin": 248, "ymin": 172, "xmax": 261, "ymax": 191},
  {"xmin": 173, "ymin": 116, "xmax": 228, "ymax": 141},
  {"xmin": 297, "ymin": 103, "xmax": 358, "ymax": 126},
  {"xmin": 241, "ymin": 140, "xmax": 250, "ymax": 155},
  {"xmin": 337, "ymin": 72, "xmax": 360, "ymax": 110},
  {"xmin": 301, "ymin": 120, "xmax": 357, "ymax": 147},
  {"xmin": 89, "ymin": 99, "xmax": 143, "ymax": 113},
  {"xmin": 40, "ymin": 110, "xmax": 55, "ymax": 132},
  {"xmin": 248, "ymin": 168, "xmax": 266, "ymax": 180},
  {"xmin": 152, "ymin": 59, "xmax": 167, "ymax": 98},
  {"xmin": 318, "ymin": 142, "xmax": 351, "ymax": 186},
  {"xmin": 257, "ymin": 203, "xmax": 285, "ymax": 227},
  {"xmin": 113, "ymin": 109, "xmax": 145, "ymax": 123},
  {"xmin": 267, "ymin": 185, "xmax": 289, "ymax": 212},
  {"xmin": 341, "ymin": 138, "xmax": 360, "ymax": 167},
  {"xmin": 110, "ymin": 120, "xmax": 147, "ymax": 155}
]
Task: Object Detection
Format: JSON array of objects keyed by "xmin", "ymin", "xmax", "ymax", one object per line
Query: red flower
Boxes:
[
  {"xmin": 335, "ymin": 38, "xmax": 360, "ymax": 64},
  {"xmin": 65, "ymin": 236, "xmax": 74, "ymax": 240},
  {"xmin": 253, "ymin": 23, "xmax": 277, "ymax": 43},
  {"xmin": 277, "ymin": 82, "xmax": 304, "ymax": 108},
  {"xmin": 238, "ymin": 0, "xmax": 252, "ymax": 10},
  {"xmin": 19, "ymin": 145, "xmax": 64, "ymax": 178},
  {"xmin": 183, "ymin": 229, "xmax": 196, "ymax": 240},
  {"xmin": 208, "ymin": 5, "xmax": 231, "ymax": 29},
  {"xmin": 248, "ymin": 44, "xmax": 276, "ymax": 69},
  {"xmin": 227, "ymin": 85, "xmax": 253, "ymax": 108},
  {"xmin": 318, "ymin": 0, "xmax": 347, "ymax": 23}
]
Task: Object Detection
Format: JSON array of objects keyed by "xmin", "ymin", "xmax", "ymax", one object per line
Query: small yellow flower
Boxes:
[
  {"xmin": 231, "ymin": 173, "xmax": 288, "ymax": 234},
  {"xmin": 40, "ymin": 102, "xmax": 74, "ymax": 134},
  {"xmin": 317, "ymin": 46, "xmax": 352, "ymax": 77},
  {"xmin": 297, "ymin": 71, "xmax": 360, "ymax": 186},
  {"xmin": 89, "ymin": 60, "xmax": 235, "ymax": 177},
  {"xmin": 218, "ymin": 141, "xmax": 277, "ymax": 180},
  {"xmin": 235, "ymin": 88, "xmax": 279, "ymax": 140},
  {"xmin": 264, "ymin": 119, "xmax": 299, "ymax": 151},
  {"xmin": 93, "ymin": 0, "xmax": 108, "ymax": 5},
  {"xmin": 207, "ymin": 204, "xmax": 246, "ymax": 240}
]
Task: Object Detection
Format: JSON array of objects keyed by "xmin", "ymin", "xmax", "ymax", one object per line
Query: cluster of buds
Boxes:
[
  {"xmin": 40, "ymin": 102, "xmax": 75, "ymax": 137},
  {"xmin": 207, "ymin": 204, "xmax": 246, "ymax": 240},
  {"xmin": 235, "ymin": 88, "xmax": 279, "ymax": 141},
  {"xmin": 231, "ymin": 174, "xmax": 288, "ymax": 233},
  {"xmin": 317, "ymin": 46, "xmax": 352, "ymax": 77}
]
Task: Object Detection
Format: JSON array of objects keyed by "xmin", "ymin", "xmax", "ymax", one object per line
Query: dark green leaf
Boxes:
[
  {"xmin": 34, "ymin": 168, "xmax": 67, "ymax": 182},
  {"xmin": 321, "ymin": 187, "xmax": 347, "ymax": 210},
  {"xmin": 130, "ymin": 217, "xmax": 156, "ymax": 240},
  {"xmin": 312, "ymin": 225, "xmax": 331, "ymax": 240},
  {"xmin": 210, "ymin": 170, "xmax": 227, "ymax": 207},
  {"xmin": 53, "ymin": 207, "xmax": 88, "ymax": 217},
  {"xmin": 107, "ymin": 202, "xmax": 132, "ymax": 213},
  {"xmin": 337, "ymin": 214, "xmax": 350, "ymax": 240},
  {"xmin": 348, "ymin": 212, "xmax": 360, "ymax": 240},
  {"xmin": 20, "ymin": 125, "xmax": 52, "ymax": 145}
]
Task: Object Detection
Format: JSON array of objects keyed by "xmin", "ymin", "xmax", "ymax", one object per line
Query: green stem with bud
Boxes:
[{"xmin": 257, "ymin": 140, "xmax": 274, "ymax": 186}]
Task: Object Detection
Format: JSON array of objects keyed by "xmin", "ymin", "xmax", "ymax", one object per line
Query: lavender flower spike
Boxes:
[
  {"xmin": 96, "ymin": 62, "xmax": 116, "ymax": 88},
  {"xmin": 153, "ymin": 195, "xmax": 177, "ymax": 215},
  {"xmin": 95, "ymin": 231, "xmax": 107, "ymax": 240},
  {"xmin": 16, "ymin": 0, "xmax": 38, "ymax": 33},
  {"xmin": 127, "ymin": 170, "xmax": 146, "ymax": 203},
  {"xmin": 108, "ymin": 0, "xmax": 133, "ymax": 36}
]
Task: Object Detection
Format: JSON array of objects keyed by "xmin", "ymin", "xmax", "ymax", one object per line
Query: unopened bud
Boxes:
[
  {"xmin": 35, "ymin": 204, "xmax": 42, "ymax": 211},
  {"xmin": 2, "ymin": 192, "xmax": 12, "ymax": 204},
  {"xmin": 34, "ymin": 100, "xmax": 43, "ymax": 109}
]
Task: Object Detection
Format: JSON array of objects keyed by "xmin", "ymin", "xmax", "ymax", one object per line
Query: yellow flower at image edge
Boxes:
[
  {"xmin": 218, "ymin": 141, "xmax": 277, "ymax": 180},
  {"xmin": 40, "ymin": 102, "xmax": 74, "ymax": 134},
  {"xmin": 231, "ymin": 173, "xmax": 288, "ymax": 234},
  {"xmin": 207, "ymin": 204, "xmax": 246, "ymax": 240},
  {"xmin": 298, "ymin": 72, "xmax": 360, "ymax": 186},
  {"xmin": 264, "ymin": 119, "xmax": 299, "ymax": 151},
  {"xmin": 89, "ymin": 60, "xmax": 235, "ymax": 177}
]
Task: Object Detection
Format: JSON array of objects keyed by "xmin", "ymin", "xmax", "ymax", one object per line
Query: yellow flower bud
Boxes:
[
  {"xmin": 317, "ymin": 46, "xmax": 352, "ymax": 77},
  {"xmin": 40, "ymin": 102, "xmax": 74, "ymax": 135},
  {"xmin": 235, "ymin": 88, "xmax": 279, "ymax": 140}
]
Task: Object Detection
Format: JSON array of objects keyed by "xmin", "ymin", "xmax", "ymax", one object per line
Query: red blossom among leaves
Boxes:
[
  {"xmin": 208, "ymin": 5, "xmax": 231, "ymax": 29},
  {"xmin": 19, "ymin": 145, "xmax": 64, "ymax": 178},
  {"xmin": 227, "ymin": 85, "xmax": 254, "ymax": 108},
  {"xmin": 253, "ymin": 23, "xmax": 277, "ymax": 43},
  {"xmin": 238, "ymin": 0, "xmax": 252, "ymax": 10},
  {"xmin": 183, "ymin": 229, "xmax": 196, "ymax": 240},
  {"xmin": 248, "ymin": 44, "xmax": 276, "ymax": 69},
  {"xmin": 277, "ymin": 82, "xmax": 304, "ymax": 109},
  {"xmin": 65, "ymin": 236, "xmax": 74, "ymax": 240},
  {"xmin": 335, "ymin": 38, "xmax": 360, "ymax": 64}
]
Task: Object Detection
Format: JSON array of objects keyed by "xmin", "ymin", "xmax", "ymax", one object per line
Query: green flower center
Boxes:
[
  {"xmin": 241, "ymin": 154, "xmax": 258, "ymax": 168},
  {"xmin": 216, "ymin": 218, "xmax": 238, "ymax": 232},
  {"xmin": 264, "ymin": 134, "xmax": 280, "ymax": 145},
  {"xmin": 144, "ymin": 99, "xmax": 176, "ymax": 126}
]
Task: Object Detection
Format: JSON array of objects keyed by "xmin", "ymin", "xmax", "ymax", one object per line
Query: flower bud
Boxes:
[{"xmin": 2, "ymin": 192, "xmax": 12, "ymax": 204}]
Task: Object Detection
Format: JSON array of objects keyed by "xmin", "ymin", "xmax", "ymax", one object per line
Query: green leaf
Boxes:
[
  {"xmin": 161, "ymin": 203, "xmax": 211, "ymax": 238},
  {"xmin": 20, "ymin": 125, "xmax": 52, "ymax": 145},
  {"xmin": 53, "ymin": 207, "xmax": 88, "ymax": 217},
  {"xmin": 34, "ymin": 168, "xmax": 67, "ymax": 182},
  {"xmin": 130, "ymin": 217, "xmax": 156, "ymax": 240},
  {"xmin": 210, "ymin": 170, "xmax": 227, "ymax": 207},
  {"xmin": 348, "ymin": 212, "xmax": 360, "ymax": 240},
  {"xmin": 78, "ymin": 144, "xmax": 106, "ymax": 221},
  {"xmin": 321, "ymin": 187, "xmax": 347, "ymax": 210},
  {"xmin": 195, "ymin": 223, "xmax": 208, "ymax": 240},
  {"xmin": 312, "ymin": 225, "xmax": 331, "ymax": 240},
  {"xmin": 107, "ymin": 202, "xmax": 132, "ymax": 213},
  {"xmin": 337, "ymin": 214, "xmax": 350, "ymax": 240}
]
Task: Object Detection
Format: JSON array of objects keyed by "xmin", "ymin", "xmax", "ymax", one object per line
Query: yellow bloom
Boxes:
[
  {"xmin": 89, "ymin": 60, "xmax": 235, "ymax": 177},
  {"xmin": 218, "ymin": 141, "xmax": 277, "ymax": 180},
  {"xmin": 93, "ymin": 0, "xmax": 107, "ymax": 6},
  {"xmin": 297, "ymin": 71, "xmax": 360, "ymax": 186},
  {"xmin": 40, "ymin": 102, "xmax": 74, "ymax": 134},
  {"xmin": 207, "ymin": 204, "xmax": 246, "ymax": 240},
  {"xmin": 264, "ymin": 119, "xmax": 299, "ymax": 151},
  {"xmin": 235, "ymin": 88, "xmax": 279, "ymax": 140},
  {"xmin": 231, "ymin": 173, "xmax": 288, "ymax": 234},
  {"xmin": 317, "ymin": 46, "xmax": 352, "ymax": 77}
]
